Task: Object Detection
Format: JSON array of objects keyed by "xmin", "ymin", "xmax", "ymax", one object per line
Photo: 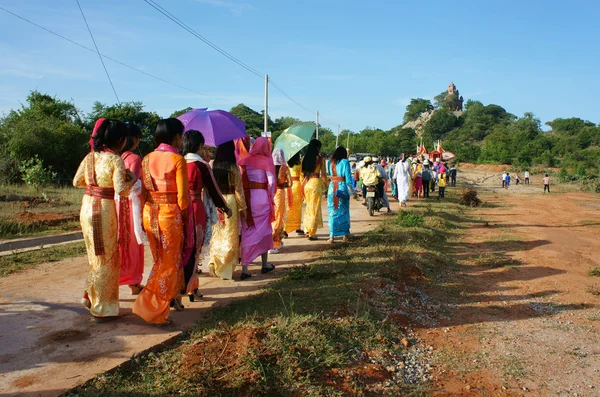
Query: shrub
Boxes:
[
  {"xmin": 19, "ymin": 156, "xmax": 57, "ymax": 189},
  {"xmin": 459, "ymin": 188, "xmax": 481, "ymax": 207}
]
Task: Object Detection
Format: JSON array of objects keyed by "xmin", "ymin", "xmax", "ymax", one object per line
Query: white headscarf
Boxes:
[{"xmin": 272, "ymin": 148, "xmax": 286, "ymax": 166}]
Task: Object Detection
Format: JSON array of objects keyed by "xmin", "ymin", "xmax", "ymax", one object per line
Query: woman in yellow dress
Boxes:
[
  {"xmin": 285, "ymin": 152, "xmax": 303, "ymax": 235},
  {"xmin": 207, "ymin": 140, "xmax": 247, "ymax": 280},
  {"xmin": 301, "ymin": 139, "xmax": 327, "ymax": 240},
  {"xmin": 73, "ymin": 118, "xmax": 137, "ymax": 322},
  {"xmin": 271, "ymin": 148, "xmax": 292, "ymax": 253}
]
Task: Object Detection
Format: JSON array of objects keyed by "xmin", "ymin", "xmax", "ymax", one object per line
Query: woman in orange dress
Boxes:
[
  {"xmin": 73, "ymin": 119, "xmax": 137, "ymax": 322},
  {"xmin": 118, "ymin": 123, "xmax": 145, "ymax": 295},
  {"xmin": 133, "ymin": 118, "xmax": 189, "ymax": 325},
  {"xmin": 271, "ymin": 148, "xmax": 292, "ymax": 253},
  {"xmin": 301, "ymin": 139, "xmax": 327, "ymax": 240}
]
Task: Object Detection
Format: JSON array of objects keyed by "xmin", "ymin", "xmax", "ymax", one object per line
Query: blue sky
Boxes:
[{"xmin": 1, "ymin": 0, "xmax": 599, "ymax": 132}]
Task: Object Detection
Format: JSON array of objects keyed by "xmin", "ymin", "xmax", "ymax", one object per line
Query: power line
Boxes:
[
  {"xmin": 143, "ymin": 0, "xmax": 263, "ymax": 79},
  {"xmin": 142, "ymin": 0, "xmax": 329, "ymax": 120},
  {"xmin": 0, "ymin": 5, "xmax": 248, "ymax": 106},
  {"xmin": 75, "ymin": 0, "xmax": 120, "ymax": 104}
]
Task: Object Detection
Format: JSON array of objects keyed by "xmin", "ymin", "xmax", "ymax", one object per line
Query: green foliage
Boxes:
[
  {"xmin": 169, "ymin": 107, "xmax": 193, "ymax": 118},
  {"xmin": 433, "ymin": 91, "xmax": 447, "ymax": 109},
  {"xmin": 422, "ymin": 109, "xmax": 458, "ymax": 143},
  {"xmin": 403, "ymin": 98, "xmax": 433, "ymax": 124},
  {"xmin": 229, "ymin": 103, "xmax": 273, "ymax": 138},
  {"xmin": 19, "ymin": 155, "xmax": 57, "ymax": 188},
  {"xmin": 0, "ymin": 91, "xmax": 88, "ymax": 183},
  {"xmin": 87, "ymin": 101, "xmax": 161, "ymax": 154}
]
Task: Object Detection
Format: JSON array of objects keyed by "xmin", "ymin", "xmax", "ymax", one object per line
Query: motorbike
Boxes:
[{"xmin": 365, "ymin": 184, "xmax": 384, "ymax": 216}]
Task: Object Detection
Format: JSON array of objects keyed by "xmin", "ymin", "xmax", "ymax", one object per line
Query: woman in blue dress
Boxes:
[{"xmin": 327, "ymin": 146, "xmax": 354, "ymax": 243}]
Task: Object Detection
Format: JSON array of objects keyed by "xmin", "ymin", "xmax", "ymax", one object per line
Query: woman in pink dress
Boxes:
[
  {"xmin": 238, "ymin": 137, "xmax": 276, "ymax": 280},
  {"xmin": 118, "ymin": 123, "xmax": 145, "ymax": 295}
]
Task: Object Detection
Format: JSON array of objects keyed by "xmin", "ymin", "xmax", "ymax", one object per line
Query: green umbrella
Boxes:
[{"xmin": 274, "ymin": 122, "xmax": 316, "ymax": 161}]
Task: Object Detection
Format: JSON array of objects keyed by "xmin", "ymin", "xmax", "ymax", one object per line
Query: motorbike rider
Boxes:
[
  {"xmin": 359, "ymin": 156, "xmax": 384, "ymax": 207},
  {"xmin": 374, "ymin": 157, "xmax": 392, "ymax": 214}
]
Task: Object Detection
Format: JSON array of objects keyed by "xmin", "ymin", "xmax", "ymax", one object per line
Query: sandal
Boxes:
[
  {"xmin": 328, "ymin": 237, "xmax": 334, "ymax": 244},
  {"xmin": 240, "ymin": 272, "xmax": 252, "ymax": 281},
  {"xmin": 307, "ymin": 235, "xmax": 318, "ymax": 241},
  {"xmin": 188, "ymin": 289, "xmax": 204, "ymax": 302},
  {"xmin": 81, "ymin": 292, "xmax": 91, "ymax": 309},
  {"xmin": 92, "ymin": 316, "xmax": 117, "ymax": 323},
  {"xmin": 170, "ymin": 299, "xmax": 185, "ymax": 311},
  {"xmin": 261, "ymin": 263, "xmax": 276, "ymax": 274}
]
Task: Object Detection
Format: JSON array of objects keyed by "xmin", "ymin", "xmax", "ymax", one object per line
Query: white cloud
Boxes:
[{"xmin": 194, "ymin": 0, "xmax": 255, "ymax": 15}]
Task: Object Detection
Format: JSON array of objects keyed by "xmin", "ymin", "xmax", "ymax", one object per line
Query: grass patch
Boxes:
[
  {"xmin": 0, "ymin": 184, "xmax": 82, "ymax": 239},
  {"xmin": 502, "ymin": 356, "xmax": 528, "ymax": 379},
  {"xmin": 588, "ymin": 267, "xmax": 600, "ymax": 277},
  {"xmin": 474, "ymin": 254, "xmax": 523, "ymax": 269},
  {"xmin": 586, "ymin": 284, "xmax": 600, "ymax": 296},
  {"xmin": 394, "ymin": 211, "xmax": 425, "ymax": 228},
  {"xmin": 67, "ymin": 200, "xmax": 474, "ymax": 396},
  {"xmin": 0, "ymin": 241, "xmax": 86, "ymax": 277}
]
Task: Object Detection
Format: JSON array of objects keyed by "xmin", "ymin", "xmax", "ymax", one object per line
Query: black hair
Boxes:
[
  {"xmin": 122, "ymin": 123, "xmax": 142, "ymax": 152},
  {"xmin": 332, "ymin": 146, "xmax": 347, "ymax": 163},
  {"xmin": 181, "ymin": 129, "xmax": 205, "ymax": 156},
  {"xmin": 93, "ymin": 119, "xmax": 128, "ymax": 152},
  {"xmin": 154, "ymin": 118, "xmax": 184, "ymax": 146},
  {"xmin": 288, "ymin": 152, "xmax": 301, "ymax": 167},
  {"xmin": 302, "ymin": 139, "xmax": 322, "ymax": 174},
  {"xmin": 213, "ymin": 140, "xmax": 237, "ymax": 192}
]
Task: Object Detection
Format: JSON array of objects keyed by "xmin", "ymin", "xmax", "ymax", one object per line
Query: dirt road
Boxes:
[
  {"xmin": 0, "ymin": 199, "xmax": 388, "ymax": 397},
  {"xmin": 423, "ymin": 175, "xmax": 600, "ymax": 396}
]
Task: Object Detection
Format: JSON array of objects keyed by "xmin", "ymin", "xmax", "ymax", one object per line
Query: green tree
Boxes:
[
  {"xmin": 169, "ymin": 107, "xmax": 193, "ymax": 118},
  {"xmin": 229, "ymin": 103, "xmax": 274, "ymax": 138},
  {"xmin": 403, "ymin": 98, "xmax": 433, "ymax": 124},
  {"xmin": 422, "ymin": 109, "xmax": 458, "ymax": 143},
  {"xmin": 546, "ymin": 117, "xmax": 595, "ymax": 135},
  {"xmin": 87, "ymin": 101, "xmax": 161, "ymax": 154},
  {"xmin": 433, "ymin": 91, "xmax": 447, "ymax": 109},
  {"xmin": 0, "ymin": 91, "xmax": 88, "ymax": 183}
]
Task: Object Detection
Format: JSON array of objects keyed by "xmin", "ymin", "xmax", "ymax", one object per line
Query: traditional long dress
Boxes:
[
  {"xmin": 272, "ymin": 164, "xmax": 292, "ymax": 249},
  {"xmin": 285, "ymin": 163, "xmax": 303, "ymax": 233},
  {"xmin": 394, "ymin": 160, "xmax": 413, "ymax": 203},
  {"xmin": 240, "ymin": 166, "xmax": 275, "ymax": 264},
  {"xmin": 133, "ymin": 144, "xmax": 189, "ymax": 325},
  {"xmin": 207, "ymin": 163, "xmax": 246, "ymax": 280},
  {"xmin": 239, "ymin": 137, "xmax": 276, "ymax": 265},
  {"xmin": 73, "ymin": 150, "xmax": 134, "ymax": 318},
  {"xmin": 118, "ymin": 151, "xmax": 144, "ymax": 286},
  {"xmin": 327, "ymin": 158, "xmax": 353, "ymax": 237},
  {"xmin": 303, "ymin": 156, "xmax": 327, "ymax": 237},
  {"xmin": 182, "ymin": 153, "xmax": 228, "ymax": 291}
]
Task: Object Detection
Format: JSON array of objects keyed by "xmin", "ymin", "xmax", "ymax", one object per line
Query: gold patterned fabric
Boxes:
[
  {"xmin": 302, "ymin": 156, "xmax": 327, "ymax": 237},
  {"xmin": 73, "ymin": 152, "xmax": 133, "ymax": 318},
  {"xmin": 133, "ymin": 151, "xmax": 188, "ymax": 325},
  {"xmin": 208, "ymin": 165, "xmax": 246, "ymax": 280},
  {"xmin": 285, "ymin": 164, "xmax": 303, "ymax": 233},
  {"xmin": 273, "ymin": 165, "xmax": 292, "ymax": 249}
]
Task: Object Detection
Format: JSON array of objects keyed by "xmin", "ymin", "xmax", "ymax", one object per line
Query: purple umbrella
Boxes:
[{"xmin": 177, "ymin": 108, "xmax": 247, "ymax": 147}]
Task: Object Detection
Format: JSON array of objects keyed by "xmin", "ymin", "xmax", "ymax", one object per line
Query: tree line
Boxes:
[{"xmin": 0, "ymin": 90, "xmax": 598, "ymax": 186}]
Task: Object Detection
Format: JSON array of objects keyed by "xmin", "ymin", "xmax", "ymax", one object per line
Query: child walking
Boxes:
[
  {"xmin": 543, "ymin": 174, "xmax": 550, "ymax": 192},
  {"xmin": 437, "ymin": 168, "xmax": 446, "ymax": 199}
]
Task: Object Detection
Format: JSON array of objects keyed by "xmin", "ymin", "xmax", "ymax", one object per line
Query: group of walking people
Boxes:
[{"xmin": 73, "ymin": 118, "xmax": 355, "ymax": 325}]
